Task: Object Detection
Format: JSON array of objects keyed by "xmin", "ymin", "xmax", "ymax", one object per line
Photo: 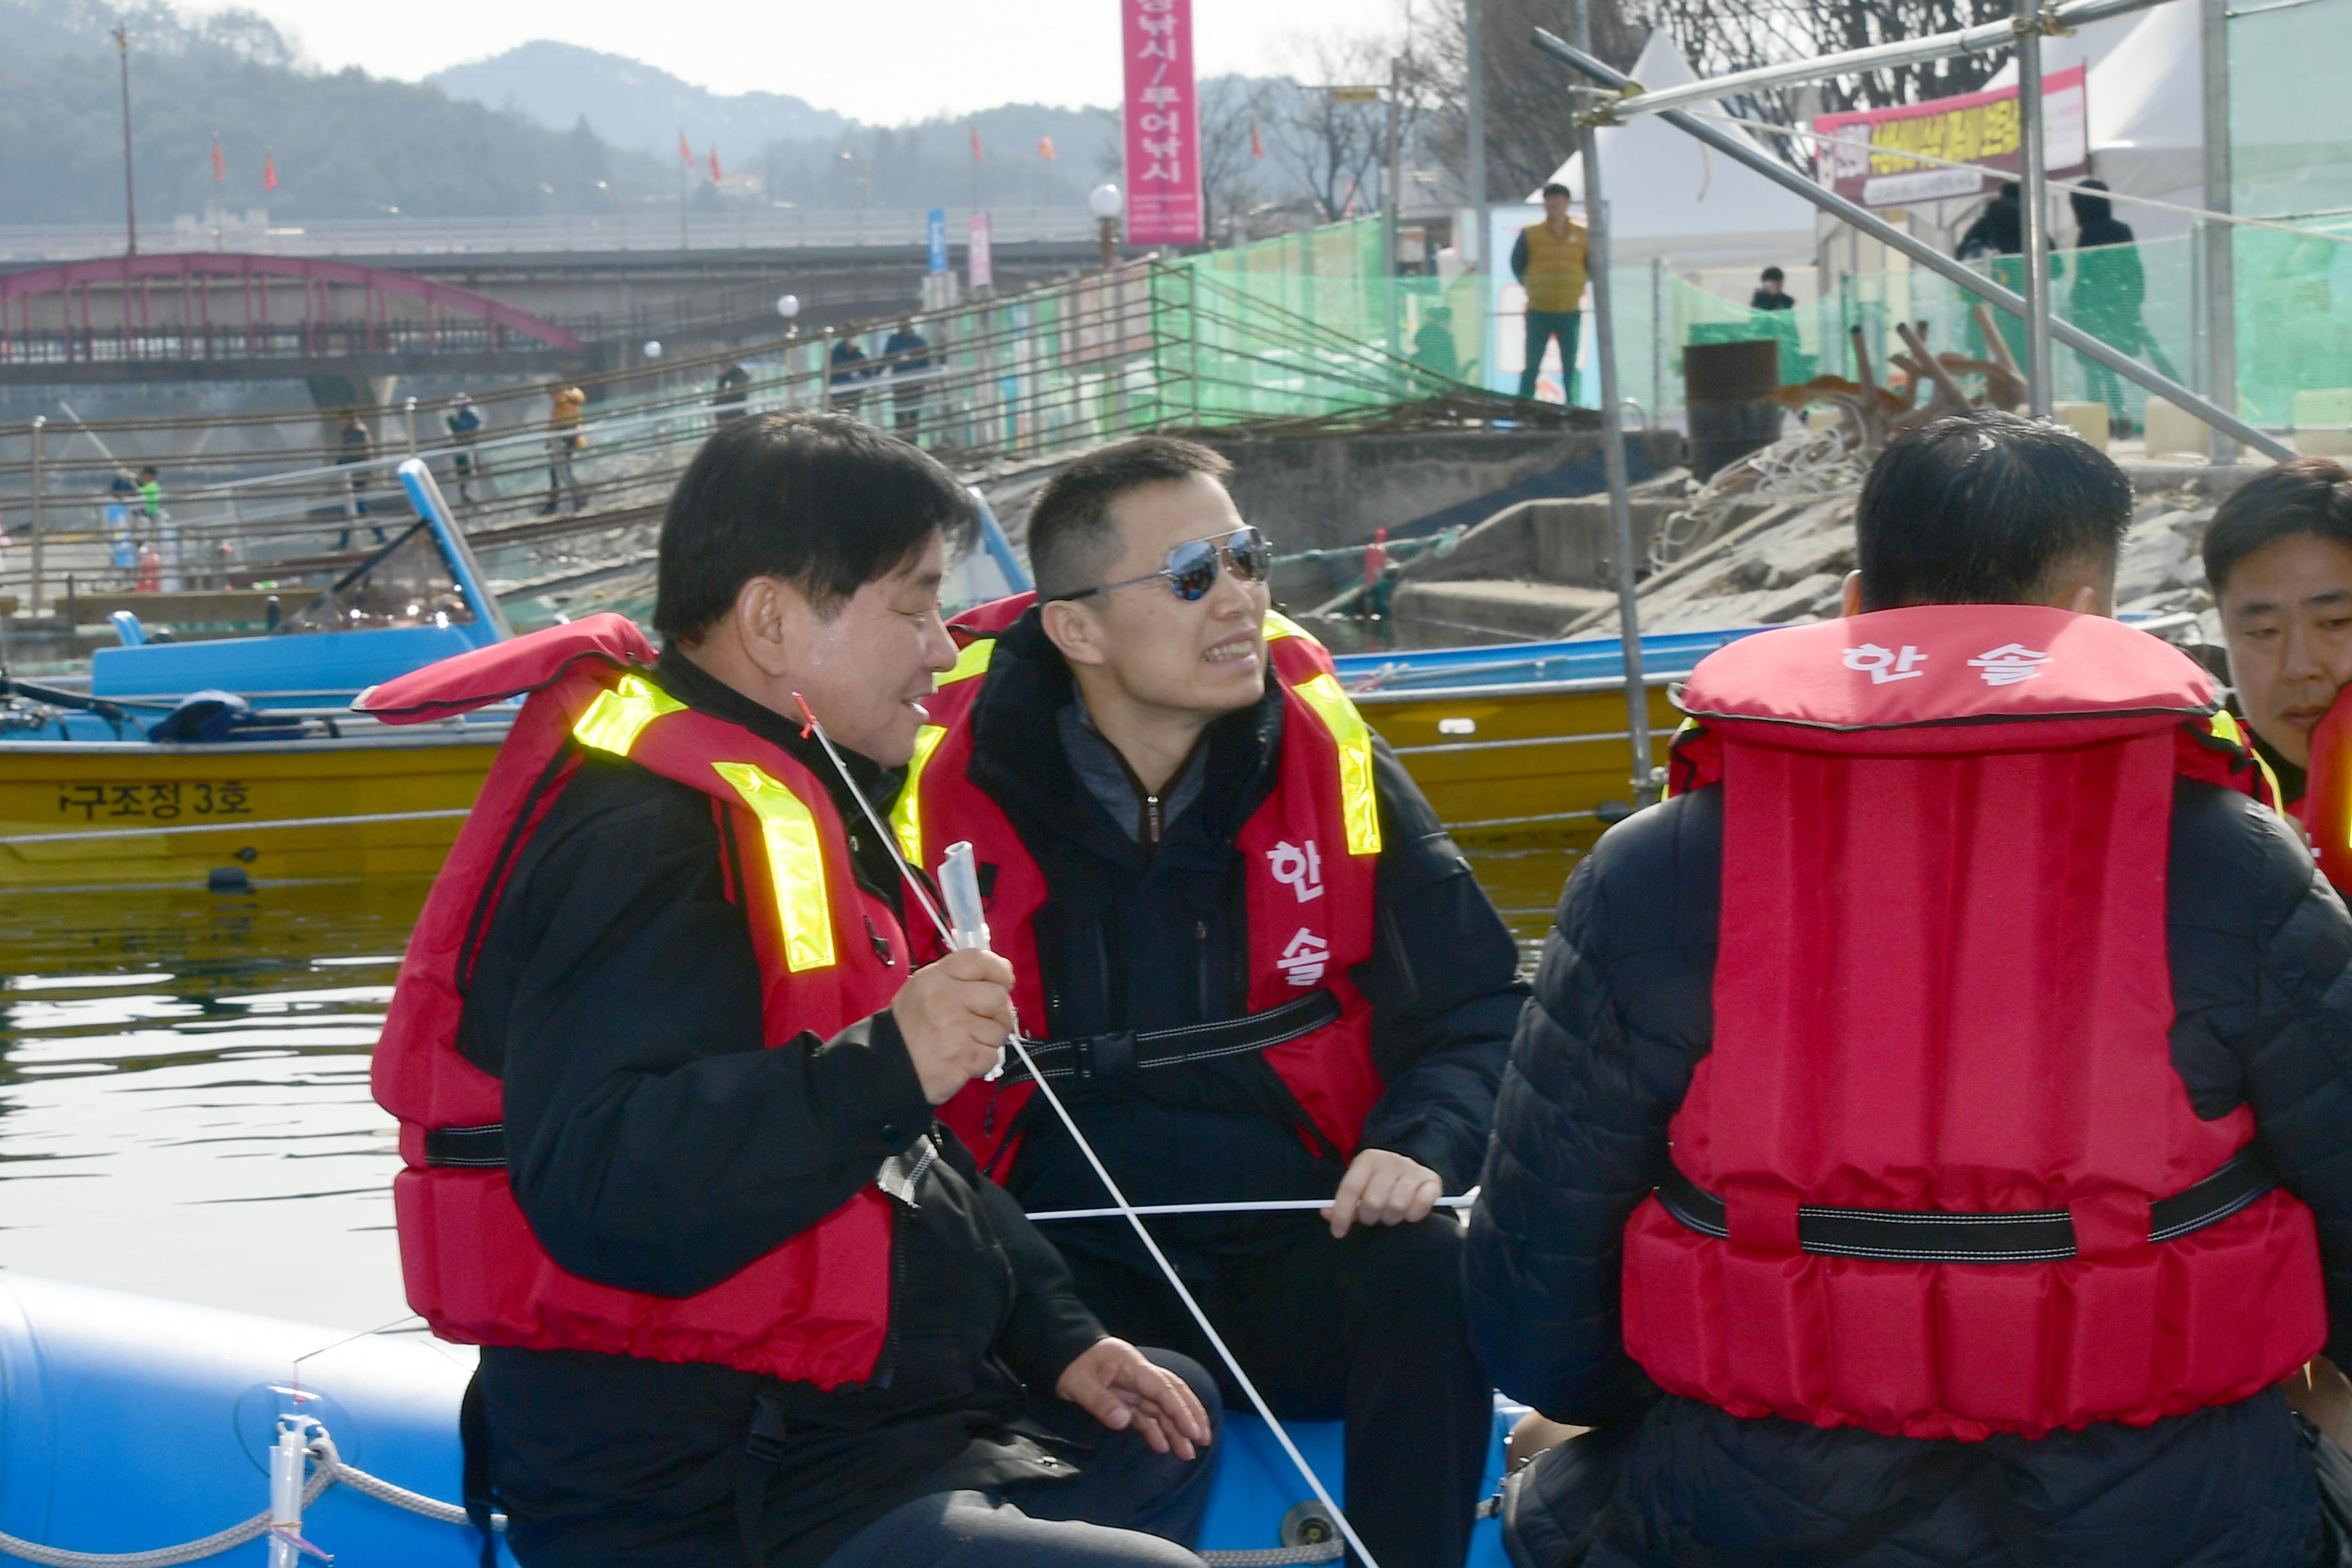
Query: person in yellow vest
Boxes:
[{"xmin": 1511, "ymin": 182, "xmax": 1589, "ymax": 404}]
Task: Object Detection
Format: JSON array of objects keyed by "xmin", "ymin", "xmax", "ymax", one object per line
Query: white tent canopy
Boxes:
[
  {"xmin": 1984, "ymin": 0, "xmax": 2203, "ymax": 238},
  {"xmin": 1537, "ymin": 30, "xmax": 1820, "ymax": 270}
]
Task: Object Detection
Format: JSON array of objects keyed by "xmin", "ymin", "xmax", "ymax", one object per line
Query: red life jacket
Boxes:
[
  {"xmin": 1628, "ymin": 605, "xmax": 2325, "ymax": 1441},
  {"xmin": 891, "ymin": 594, "xmax": 1384, "ymax": 1173},
  {"xmin": 361, "ymin": 616, "xmax": 903, "ymax": 1386},
  {"xmin": 2295, "ymin": 686, "xmax": 2352, "ymax": 890}
]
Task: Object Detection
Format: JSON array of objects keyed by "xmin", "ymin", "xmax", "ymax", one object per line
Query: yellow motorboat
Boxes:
[
  {"xmin": 0, "ymin": 728, "xmax": 500, "ymax": 891},
  {"xmin": 1333, "ymin": 629, "xmax": 1766, "ymax": 848}
]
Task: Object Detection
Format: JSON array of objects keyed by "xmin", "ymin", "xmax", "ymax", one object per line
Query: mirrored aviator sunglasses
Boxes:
[
  {"xmin": 1140, "ymin": 527, "xmax": 1275, "ymax": 602},
  {"xmin": 1049, "ymin": 527, "xmax": 1274, "ymax": 603}
]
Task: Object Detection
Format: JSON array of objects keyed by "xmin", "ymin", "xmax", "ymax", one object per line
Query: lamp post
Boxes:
[
  {"xmin": 1090, "ymin": 182, "xmax": 1124, "ymax": 272},
  {"xmin": 778, "ymin": 292, "xmax": 801, "ymax": 340},
  {"xmin": 112, "ymin": 26, "xmax": 137, "ymax": 257}
]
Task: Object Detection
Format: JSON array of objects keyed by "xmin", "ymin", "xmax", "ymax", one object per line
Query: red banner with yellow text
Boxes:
[{"xmin": 1812, "ymin": 66, "xmax": 2088, "ymax": 210}]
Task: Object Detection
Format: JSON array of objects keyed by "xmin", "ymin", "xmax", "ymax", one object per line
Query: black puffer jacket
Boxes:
[{"xmin": 1467, "ymin": 776, "xmax": 2352, "ymax": 1567}]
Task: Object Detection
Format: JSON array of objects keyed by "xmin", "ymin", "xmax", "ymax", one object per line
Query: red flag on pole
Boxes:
[
  {"xmin": 1250, "ymin": 121, "xmax": 1264, "ymax": 159},
  {"xmin": 971, "ymin": 126, "xmax": 983, "ymax": 162},
  {"xmin": 709, "ymin": 146, "xmax": 722, "ymax": 181},
  {"xmin": 1039, "ymin": 136, "xmax": 1056, "ymax": 162},
  {"xmin": 211, "ymin": 133, "xmax": 224, "ymax": 182},
  {"xmin": 678, "ymin": 128, "xmax": 693, "ymax": 165},
  {"xmin": 262, "ymin": 150, "xmax": 277, "ymax": 192}
]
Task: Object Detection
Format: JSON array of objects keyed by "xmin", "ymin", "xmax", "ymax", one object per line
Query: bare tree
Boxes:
[
  {"xmin": 1636, "ymin": 0, "xmax": 2014, "ymax": 143},
  {"xmin": 1196, "ymin": 75, "xmax": 1265, "ymax": 242},
  {"xmin": 1422, "ymin": 0, "xmax": 1647, "ymax": 202},
  {"xmin": 1259, "ymin": 33, "xmax": 1404, "ymax": 220},
  {"xmin": 1421, "ymin": 0, "xmax": 2016, "ymax": 184}
]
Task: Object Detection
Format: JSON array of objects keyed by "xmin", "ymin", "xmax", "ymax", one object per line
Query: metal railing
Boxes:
[
  {"xmin": 0, "ymin": 207, "xmax": 1102, "ymax": 265},
  {"xmin": 0, "ymin": 253, "xmax": 1516, "ymax": 622}
]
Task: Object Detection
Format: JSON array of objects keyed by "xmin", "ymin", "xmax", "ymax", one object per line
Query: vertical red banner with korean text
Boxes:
[{"xmin": 1123, "ymin": 0, "xmax": 1204, "ymax": 245}]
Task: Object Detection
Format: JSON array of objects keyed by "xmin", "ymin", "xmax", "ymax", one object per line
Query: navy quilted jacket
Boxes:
[{"xmin": 1468, "ymin": 778, "xmax": 2352, "ymax": 1567}]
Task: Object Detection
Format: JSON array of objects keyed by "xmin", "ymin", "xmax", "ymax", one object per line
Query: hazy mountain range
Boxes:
[
  {"xmin": 0, "ymin": 0, "xmax": 1305, "ymax": 226},
  {"xmin": 426, "ymin": 42, "xmax": 858, "ymax": 160}
]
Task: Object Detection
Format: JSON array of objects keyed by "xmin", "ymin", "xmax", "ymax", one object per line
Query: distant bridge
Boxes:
[
  {"xmin": 0, "ymin": 213, "xmax": 1109, "ymax": 387},
  {"xmin": 0, "ymin": 207, "xmax": 1094, "ymax": 264},
  {"xmin": 0, "ymin": 253, "xmax": 589, "ymax": 387}
]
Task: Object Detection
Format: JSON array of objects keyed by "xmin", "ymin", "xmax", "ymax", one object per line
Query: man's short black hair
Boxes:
[
  {"xmin": 652, "ymin": 410, "xmax": 974, "ymax": 643},
  {"xmin": 1855, "ymin": 410, "xmax": 2133, "ymax": 611},
  {"xmin": 1028, "ymin": 436, "xmax": 1234, "ymax": 602},
  {"xmin": 1761, "ymin": 266, "xmax": 1785, "ymax": 282},
  {"xmin": 2203, "ymin": 456, "xmax": 2352, "ymax": 596},
  {"xmin": 1541, "ymin": 182, "xmax": 1571, "ymax": 199}
]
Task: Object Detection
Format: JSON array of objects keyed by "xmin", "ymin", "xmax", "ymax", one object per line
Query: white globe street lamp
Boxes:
[{"xmin": 1088, "ymin": 183, "xmax": 1123, "ymax": 271}]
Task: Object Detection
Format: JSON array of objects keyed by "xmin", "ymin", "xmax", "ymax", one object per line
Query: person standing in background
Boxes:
[
  {"xmin": 712, "ymin": 362, "xmax": 752, "ymax": 424},
  {"xmin": 2068, "ymin": 179, "xmax": 2176, "ymax": 438},
  {"xmin": 883, "ymin": 320, "xmax": 932, "ymax": 437},
  {"xmin": 1750, "ymin": 266, "xmax": 1796, "ymax": 311},
  {"xmin": 830, "ymin": 335, "xmax": 872, "ymax": 418},
  {"xmin": 1957, "ymin": 181, "xmax": 2063, "ymax": 368},
  {"xmin": 445, "ymin": 393, "xmax": 485, "ymax": 504},
  {"xmin": 540, "ymin": 386, "xmax": 589, "ymax": 516},
  {"xmin": 1512, "ymin": 183, "xmax": 1589, "ymax": 406}
]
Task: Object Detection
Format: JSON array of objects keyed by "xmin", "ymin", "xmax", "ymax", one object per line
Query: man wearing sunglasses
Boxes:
[{"xmin": 893, "ymin": 437, "xmax": 1525, "ymax": 1568}]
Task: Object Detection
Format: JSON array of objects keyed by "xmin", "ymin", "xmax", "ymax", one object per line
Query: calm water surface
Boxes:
[{"xmin": 0, "ymin": 845, "xmax": 1576, "ymax": 1331}]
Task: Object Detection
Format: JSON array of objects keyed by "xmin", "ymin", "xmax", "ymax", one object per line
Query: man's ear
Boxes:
[
  {"xmin": 1841, "ymin": 570, "xmax": 1864, "ymax": 618},
  {"xmin": 732, "ymin": 575, "xmax": 805, "ymax": 678},
  {"xmin": 1041, "ymin": 598, "xmax": 1110, "ymax": 668}
]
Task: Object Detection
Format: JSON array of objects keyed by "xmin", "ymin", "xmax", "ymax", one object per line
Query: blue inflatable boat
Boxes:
[{"xmin": 0, "ymin": 1273, "xmax": 1519, "ymax": 1568}]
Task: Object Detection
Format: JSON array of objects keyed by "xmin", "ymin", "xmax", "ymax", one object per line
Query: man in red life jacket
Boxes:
[
  {"xmin": 892, "ymin": 437, "xmax": 1525, "ymax": 1568},
  {"xmin": 1468, "ymin": 411, "xmax": 2352, "ymax": 1565},
  {"xmin": 2204, "ymin": 457, "xmax": 2352, "ymax": 851},
  {"xmin": 366, "ymin": 413, "xmax": 1214, "ymax": 1568}
]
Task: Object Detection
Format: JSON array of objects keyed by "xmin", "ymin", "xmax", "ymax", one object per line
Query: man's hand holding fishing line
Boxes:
[
  {"xmin": 1323, "ymin": 1148, "xmax": 1444, "ymax": 1237},
  {"xmin": 891, "ymin": 948, "xmax": 1015, "ymax": 1104}
]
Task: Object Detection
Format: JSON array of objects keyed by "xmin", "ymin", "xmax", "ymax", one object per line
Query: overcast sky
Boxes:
[{"xmin": 189, "ymin": 0, "xmax": 1396, "ymax": 122}]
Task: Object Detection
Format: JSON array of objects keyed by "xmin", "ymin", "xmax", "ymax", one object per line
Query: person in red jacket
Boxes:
[
  {"xmin": 2204, "ymin": 456, "xmax": 2352, "ymax": 817},
  {"xmin": 1471, "ymin": 411, "xmax": 2352, "ymax": 1567},
  {"xmin": 892, "ymin": 438, "xmax": 1523, "ymax": 1568},
  {"xmin": 366, "ymin": 412, "xmax": 1215, "ymax": 1568}
]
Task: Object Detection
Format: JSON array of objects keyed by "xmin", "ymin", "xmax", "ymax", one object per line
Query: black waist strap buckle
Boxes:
[
  {"xmin": 424, "ymin": 1122, "xmax": 507, "ymax": 1169},
  {"xmin": 1655, "ymin": 1147, "xmax": 2279, "ymax": 1264},
  {"xmin": 1004, "ymin": 987, "xmax": 1345, "ymax": 1088}
]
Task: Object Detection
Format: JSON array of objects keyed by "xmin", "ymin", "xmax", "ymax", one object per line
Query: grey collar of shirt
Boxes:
[{"xmin": 1057, "ymin": 694, "xmax": 1208, "ymax": 847}]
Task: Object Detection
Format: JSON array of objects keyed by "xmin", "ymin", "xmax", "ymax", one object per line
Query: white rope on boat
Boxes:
[
  {"xmin": 999, "ymin": 1028, "xmax": 1390, "ymax": 1568},
  {"xmin": 0, "ymin": 1433, "xmax": 497, "ymax": 1568},
  {"xmin": 1200, "ymin": 1545, "xmax": 1345, "ymax": 1565},
  {"xmin": 1028, "ymin": 1195, "xmax": 1476, "ymax": 1222},
  {"xmin": 0, "ymin": 808, "xmax": 471, "ymax": 847},
  {"xmin": 0, "ymin": 1420, "xmax": 1345, "ymax": 1568}
]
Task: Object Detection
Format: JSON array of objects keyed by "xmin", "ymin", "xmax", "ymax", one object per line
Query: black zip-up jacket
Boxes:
[
  {"xmin": 456, "ymin": 652, "xmax": 1106, "ymax": 1568},
  {"xmin": 1467, "ymin": 777, "xmax": 2352, "ymax": 1566},
  {"xmin": 964, "ymin": 610, "xmax": 1525, "ymax": 1272}
]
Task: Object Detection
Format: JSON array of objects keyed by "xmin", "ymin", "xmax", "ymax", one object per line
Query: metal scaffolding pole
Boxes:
[
  {"xmin": 2015, "ymin": 1, "xmax": 2055, "ymax": 416},
  {"xmin": 1571, "ymin": 0, "xmax": 1655, "ymax": 809},
  {"xmin": 1465, "ymin": 0, "xmax": 1489, "ymax": 267},
  {"xmin": 2200, "ymin": 0, "xmax": 2238, "ymax": 464},
  {"xmin": 1531, "ymin": 28, "xmax": 2294, "ymax": 464},
  {"xmin": 1590, "ymin": 0, "xmax": 2166, "ymax": 122}
]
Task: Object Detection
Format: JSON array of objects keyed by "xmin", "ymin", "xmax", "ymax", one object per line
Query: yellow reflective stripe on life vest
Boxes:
[
  {"xmin": 1264, "ymin": 610, "xmax": 1320, "ymax": 645},
  {"xmin": 892, "ymin": 723, "xmax": 948, "ymax": 866},
  {"xmin": 2208, "ymin": 709, "xmax": 2286, "ymax": 812},
  {"xmin": 710, "ymin": 761, "xmax": 838, "ymax": 972},
  {"xmin": 943, "ymin": 638, "xmax": 997, "ymax": 685},
  {"xmin": 1658, "ymin": 716, "xmax": 1703, "ymax": 802},
  {"xmin": 1289, "ymin": 672, "xmax": 1382, "ymax": 856},
  {"xmin": 571, "ymin": 672, "xmax": 687, "ymax": 758}
]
